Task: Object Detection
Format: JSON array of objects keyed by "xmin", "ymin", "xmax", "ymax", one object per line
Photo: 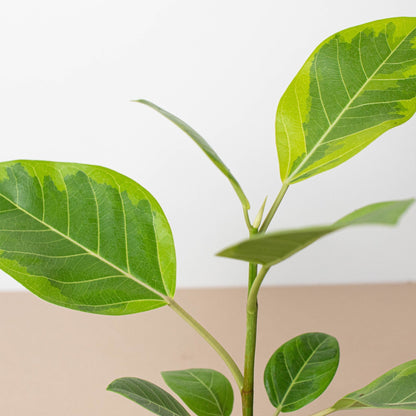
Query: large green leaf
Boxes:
[
  {"xmin": 162, "ymin": 368, "xmax": 234, "ymax": 416},
  {"xmin": 107, "ymin": 377, "xmax": 190, "ymax": 416},
  {"xmin": 276, "ymin": 17, "xmax": 416, "ymax": 184},
  {"xmin": 264, "ymin": 333, "xmax": 339, "ymax": 412},
  {"xmin": 0, "ymin": 160, "xmax": 175, "ymax": 315},
  {"xmin": 217, "ymin": 199, "xmax": 413, "ymax": 266},
  {"xmin": 137, "ymin": 99, "xmax": 250, "ymax": 209},
  {"xmin": 332, "ymin": 360, "xmax": 416, "ymax": 411}
]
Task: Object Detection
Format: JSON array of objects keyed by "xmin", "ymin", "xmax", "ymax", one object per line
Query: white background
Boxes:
[{"xmin": 0, "ymin": 0, "xmax": 415, "ymax": 290}]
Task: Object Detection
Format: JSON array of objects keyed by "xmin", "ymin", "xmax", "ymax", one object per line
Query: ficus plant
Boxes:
[{"xmin": 2, "ymin": 16, "xmax": 416, "ymax": 416}]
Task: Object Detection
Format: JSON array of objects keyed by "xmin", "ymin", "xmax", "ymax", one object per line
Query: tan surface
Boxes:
[{"xmin": 1, "ymin": 284, "xmax": 415, "ymax": 416}]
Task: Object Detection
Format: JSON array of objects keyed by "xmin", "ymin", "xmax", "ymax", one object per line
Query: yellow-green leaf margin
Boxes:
[
  {"xmin": 0, "ymin": 160, "xmax": 176, "ymax": 315},
  {"xmin": 276, "ymin": 17, "xmax": 416, "ymax": 183}
]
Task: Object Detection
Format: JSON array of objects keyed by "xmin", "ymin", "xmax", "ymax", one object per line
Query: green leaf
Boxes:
[
  {"xmin": 162, "ymin": 368, "xmax": 234, "ymax": 416},
  {"xmin": 276, "ymin": 17, "xmax": 416, "ymax": 184},
  {"xmin": 264, "ymin": 333, "xmax": 339, "ymax": 412},
  {"xmin": 107, "ymin": 377, "xmax": 190, "ymax": 416},
  {"xmin": 0, "ymin": 160, "xmax": 176, "ymax": 315},
  {"xmin": 137, "ymin": 99, "xmax": 250, "ymax": 209},
  {"xmin": 217, "ymin": 199, "xmax": 414, "ymax": 266},
  {"xmin": 332, "ymin": 360, "xmax": 416, "ymax": 411}
]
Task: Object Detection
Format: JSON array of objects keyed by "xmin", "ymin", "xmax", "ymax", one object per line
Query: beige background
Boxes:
[{"xmin": 1, "ymin": 284, "xmax": 415, "ymax": 416}]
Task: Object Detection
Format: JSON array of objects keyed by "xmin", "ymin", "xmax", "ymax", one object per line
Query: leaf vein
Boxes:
[
  {"xmin": 0, "ymin": 192, "xmax": 165, "ymax": 299},
  {"xmin": 288, "ymin": 26, "xmax": 415, "ymax": 181}
]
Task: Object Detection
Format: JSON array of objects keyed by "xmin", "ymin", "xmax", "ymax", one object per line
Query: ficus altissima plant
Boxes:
[{"xmin": 2, "ymin": 16, "xmax": 416, "ymax": 416}]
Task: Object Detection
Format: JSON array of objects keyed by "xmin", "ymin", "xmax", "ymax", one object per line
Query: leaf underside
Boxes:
[
  {"xmin": 264, "ymin": 333, "xmax": 339, "ymax": 412},
  {"xmin": 162, "ymin": 368, "xmax": 234, "ymax": 416},
  {"xmin": 276, "ymin": 17, "xmax": 416, "ymax": 183},
  {"xmin": 217, "ymin": 199, "xmax": 414, "ymax": 266},
  {"xmin": 107, "ymin": 377, "xmax": 190, "ymax": 416},
  {"xmin": 0, "ymin": 161, "xmax": 176, "ymax": 315},
  {"xmin": 333, "ymin": 360, "xmax": 416, "ymax": 410}
]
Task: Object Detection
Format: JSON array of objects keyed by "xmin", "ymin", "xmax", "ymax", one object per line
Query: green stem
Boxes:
[
  {"xmin": 168, "ymin": 297, "xmax": 244, "ymax": 390},
  {"xmin": 241, "ymin": 183, "xmax": 288, "ymax": 416},
  {"xmin": 247, "ymin": 227, "xmax": 259, "ymax": 291},
  {"xmin": 243, "ymin": 206, "xmax": 255, "ymax": 233},
  {"xmin": 259, "ymin": 182, "xmax": 289, "ymax": 233},
  {"xmin": 248, "ymin": 263, "xmax": 258, "ymax": 291},
  {"xmin": 242, "ymin": 262, "xmax": 258, "ymax": 416},
  {"xmin": 309, "ymin": 408, "xmax": 336, "ymax": 416},
  {"xmin": 242, "ymin": 266, "xmax": 270, "ymax": 416},
  {"xmin": 247, "ymin": 266, "xmax": 270, "ymax": 315},
  {"xmin": 241, "ymin": 182, "xmax": 288, "ymax": 416}
]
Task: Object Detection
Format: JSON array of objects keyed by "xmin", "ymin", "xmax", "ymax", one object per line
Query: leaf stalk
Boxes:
[
  {"xmin": 259, "ymin": 182, "xmax": 289, "ymax": 233},
  {"xmin": 243, "ymin": 206, "xmax": 255, "ymax": 233},
  {"xmin": 167, "ymin": 297, "xmax": 243, "ymax": 390},
  {"xmin": 247, "ymin": 266, "xmax": 271, "ymax": 314},
  {"xmin": 274, "ymin": 405, "xmax": 282, "ymax": 416},
  {"xmin": 309, "ymin": 407, "xmax": 336, "ymax": 416}
]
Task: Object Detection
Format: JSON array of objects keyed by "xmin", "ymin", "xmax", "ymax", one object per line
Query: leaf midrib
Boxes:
[
  {"xmin": 0, "ymin": 191, "xmax": 167, "ymax": 301},
  {"xmin": 277, "ymin": 338, "xmax": 330, "ymax": 409},
  {"xmin": 187, "ymin": 371, "xmax": 225, "ymax": 416},
  {"xmin": 348, "ymin": 362, "xmax": 416, "ymax": 406},
  {"xmin": 287, "ymin": 26, "xmax": 414, "ymax": 182},
  {"xmin": 115, "ymin": 388, "xmax": 186, "ymax": 416}
]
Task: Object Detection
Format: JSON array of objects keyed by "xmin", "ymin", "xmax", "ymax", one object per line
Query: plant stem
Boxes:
[
  {"xmin": 242, "ymin": 226, "xmax": 259, "ymax": 415},
  {"xmin": 241, "ymin": 181, "xmax": 288, "ymax": 416},
  {"xmin": 243, "ymin": 206, "xmax": 255, "ymax": 233},
  {"xmin": 242, "ymin": 262, "xmax": 258, "ymax": 416},
  {"xmin": 309, "ymin": 408, "xmax": 336, "ymax": 416},
  {"xmin": 242, "ymin": 266, "xmax": 270, "ymax": 416},
  {"xmin": 248, "ymin": 227, "xmax": 259, "ymax": 290},
  {"xmin": 259, "ymin": 182, "xmax": 289, "ymax": 233},
  {"xmin": 247, "ymin": 266, "xmax": 270, "ymax": 315},
  {"xmin": 167, "ymin": 297, "xmax": 244, "ymax": 390}
]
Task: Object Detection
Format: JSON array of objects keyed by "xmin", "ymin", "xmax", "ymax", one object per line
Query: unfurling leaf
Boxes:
[
  {"xmin": 0, "ymin": 160, "xmax": 175, "ymax": 315},
  {"xmin": 162, "ymin": 368, "xmax": 234, "ymax": 416},
  {"xmin": 333, "ymin": 360, "xmax": 416, "ymax": 411},
  {"xmin": 264, "ymin": 333, "xmax": 339, "ymax": 412},
  {"xmin": 276, "ymin": 17, "xmax": 416, "ymax": 184},
  {"xmin": 107, "ymin": 377, "xmax": 190, "ymax": 416},
  {"xmin": 217, "ymin": 199, "xmax": 414, "ymax": 266}
]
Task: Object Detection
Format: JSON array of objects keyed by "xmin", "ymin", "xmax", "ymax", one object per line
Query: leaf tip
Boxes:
[
  {"xmin": 131, "ymin": 98, "xmax": 148, "ymax": 104},
  {"xmin": 106, "ymin": 379, "xmax": 117, "ymax": 391},
  {"xmin": 215, "ymin": 248, "xmax": 228, "ymax": 258}
]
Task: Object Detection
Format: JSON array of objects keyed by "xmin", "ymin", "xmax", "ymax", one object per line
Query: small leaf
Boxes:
[
  {"xmin": 107, "ymin": 377, "xmax": 190, "ymax": 416},
  {"xmin": 333, "ymin": 359, "xmax": 416, "ymax": 410},
  {"xmin": 162, "ymin": 368, "xmax": 234, "ymax": 416},
  {"xmin": 0, "ymin": 160, "xmax": 176, "ymax": 315},
  {"xmin": 264, "ymin": 333, "xmax": 339, "ymax": 412},
  {"xmin": 217, "ymin": 199, "xmax": 414, "ymax": 266},
  {"xmin": 137, "ymin": 99, "xmax": 250, "ymax": 209},
  {"xmin": 276, "ymin": 17, "xmax": 416, "ymax": 184}
]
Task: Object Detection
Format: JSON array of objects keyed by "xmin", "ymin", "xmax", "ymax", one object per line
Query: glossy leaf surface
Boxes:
[
  {"xmin": 264, "ymin": 333, "xmax": 339, "ymax": 412},
  {"xmin": 217, "ymin": 199, "xmax": 413, "ymax": 266},
  {"xmin": 162, "ymin": 368, "xmax": 234, "ymax": 416},
  {"xmin": 333, "ymin": 360, "xmax": 416, "ymax": 411},
  {"xmin": 107, "ymin": 377, "xmax": 190, "ymax": 416},
  {"xmin": 0, "ymin": 161, "xmax": 175, "ymax": 315},
  {"xmin": 137, "ymin": 99, "xmax": 250, "ymax": 209},
  {"xmin": 276, "ymin": 17, "xmax": 416, "ymax": 183}
]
